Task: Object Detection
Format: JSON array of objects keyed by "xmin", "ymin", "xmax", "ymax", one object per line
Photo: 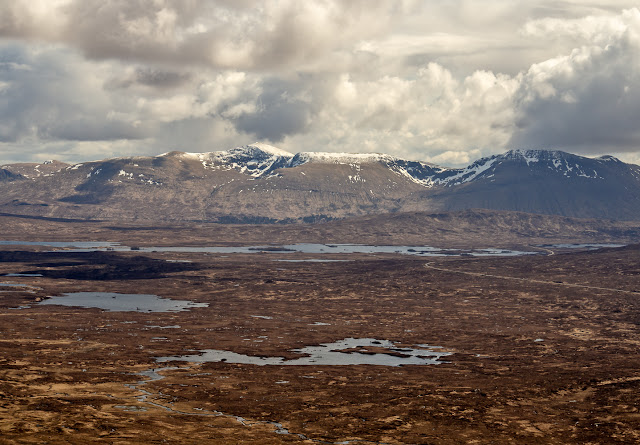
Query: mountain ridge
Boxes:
[{"xmin": 2, "ymin": 144, "xmax": 639, "ymax": 222}]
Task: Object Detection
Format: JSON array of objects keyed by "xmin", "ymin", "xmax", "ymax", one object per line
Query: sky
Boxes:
[{"xmin": 1, "ymin": 0, "xmax": 640, "ymax": 167}]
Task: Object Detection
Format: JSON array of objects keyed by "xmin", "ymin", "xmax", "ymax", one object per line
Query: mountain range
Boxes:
[{"xmin": 2, "ymin": 143, "xmax": 639, "ymax": 223}]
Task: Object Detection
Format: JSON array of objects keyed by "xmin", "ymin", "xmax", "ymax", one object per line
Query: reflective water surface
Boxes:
[
  {"xmin": 38, "ymin": 292, "xmax": 208, "ymax": 312},
  {"xmin": 157, "ymin": 337, "xmax": 451, "ymax": 367},
  {"xmin": 3, "ymin": 273, "xmax": 44, "ymax": 277},
  {"xmin": 0, "ymin": 240, "xmax": 542, "ymax": 257},
  {"xmin": 538, "ymin": 243, "xmax": 625, "ymax": 249}
]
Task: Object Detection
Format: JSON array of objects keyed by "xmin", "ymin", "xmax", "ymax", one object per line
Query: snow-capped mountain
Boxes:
[
  {"xmin": 176, "ymin": 143, "xmax": 295, "ymax": 178},
  {"xmin": 1, "ymin": 145, "xmax": 639, "ymax": 222},
  {"xmin": 437, "ymin": 149, "xmax": 636, "ymax": 185},
  {"xmin": 406, "ymin": 149, "xmax": 640, "ymax": 220},
  {"xmin": 167, "ymin": 144, "xmax": 451, "ymax": 186},
  {"xmin": 287, "ymin": 151, "xmax": 451, "ymax": 187}
]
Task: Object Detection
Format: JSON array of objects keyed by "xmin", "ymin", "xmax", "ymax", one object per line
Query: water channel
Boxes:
[
  {"xmin": 122, "ymin": 365, "xmax": 389, "ymax": 444},
  {"xmin": 0, "ymin": 240, "xmax": 542, "ymax": 257}
]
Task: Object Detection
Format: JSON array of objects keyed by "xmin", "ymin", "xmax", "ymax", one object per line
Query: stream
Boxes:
[{"xmin": 122, "ymin": 365, "xmax": 390, "ymax": 444}]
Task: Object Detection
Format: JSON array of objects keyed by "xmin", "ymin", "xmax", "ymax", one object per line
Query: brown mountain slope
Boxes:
[
  {"xmin": 0, "ymin": 151, "xmax": 429, "ymax": 222},
  {"xmin": 2, "ymin": 146, "xmax": 640, "ymax": 223}
]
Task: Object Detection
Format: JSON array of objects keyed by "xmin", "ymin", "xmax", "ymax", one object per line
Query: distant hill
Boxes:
[
  {"xmin": 318, "ymin": 209, "xmax": 640, "ymax": 247},
  {"xmin": 1, "ymin": 145, "xmax": 639, "ymax": 222}
]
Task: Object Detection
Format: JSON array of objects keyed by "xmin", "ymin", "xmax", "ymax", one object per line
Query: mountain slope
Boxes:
[
  {"xmin": 1, "ymin": 145, "xmax": 639, "ymax": 222},
  {"xmin": 401, "ymin": 149, "xmax": 640, "ymax": 219},
  {"xmin": 0, "ymin": 169, "xmax": 23, "ymax": 182},
  {"xmin": 0, "ymin": 144, "xmax": 432, "ymax": 222}
]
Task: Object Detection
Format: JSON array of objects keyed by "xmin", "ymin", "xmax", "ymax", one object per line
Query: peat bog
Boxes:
[{"xmin": 1, "ymin": 216, "xmax": 639, "ymax": 444}]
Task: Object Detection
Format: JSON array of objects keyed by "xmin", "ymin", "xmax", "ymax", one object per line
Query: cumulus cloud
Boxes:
[
  {"xmin": 2, "ymin": 1, "xmax": 640, "ymax": 166},
  {"xmin": 510, "ymin": 8, "xmax": 640, "ymax": 153},
  {"xmin": 278, "ymin": 65, "xmax": 519, "ymax": 162},
  {"xmin": 0, "ymin": 0, "xmax": 403, "ymax": 71}
]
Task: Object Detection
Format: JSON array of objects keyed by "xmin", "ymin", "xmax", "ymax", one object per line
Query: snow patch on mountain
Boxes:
[
  {"xmin": 165, "ymin": 144, "xmax": 454, "ymax": 185},
  {"xmin": 170, "ymin": 143, "xmax": 294, "ymax": 178},
  {"xmin": 436, "ymin": 149, "xmax": 628, "ymax": 183},
  {"xmin": 440, "ymin": 157, "xmax": 499, "ymax": 185},
  {"xmin": 290, "ymin": 152, "xmax": 395, "ymax": 165},
  {"xmin": 506, "ymin": 149, "xmax": 604, "ymax": 179},
  {"xmin": 288, "ymin": 152, "xmax": 451, "ymax": 187},
  {"xmin": 522, "ymin": 151, "xmax": 542, "ymax": 166},
  {"xmin": 159, "ymin": 144, "xmax": 637, "ymax": 186},
  {"xmin": 385, "ymin": 161, "xmax": 450, "ymax": 187},
  {"xmin": 245, "ymin": 142, "xmax": 293, "ymax": 157}
]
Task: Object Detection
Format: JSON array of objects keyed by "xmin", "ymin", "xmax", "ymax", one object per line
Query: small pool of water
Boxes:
[
  {"xmin": 157, "ymin": 337, "xmax": 451, "ymax": 367},
  {"xmin": 3, "ymin": 273, "xmax": 44, "ymax": 277},
  {"xmin": 38, "ymin": 292, "xmax": 209, "ymax": 312},
  {"xmin": 0, "ymin": 282, "xmax": 33, "ymax": 288}
]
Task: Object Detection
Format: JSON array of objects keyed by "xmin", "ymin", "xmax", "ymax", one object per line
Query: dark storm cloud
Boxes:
[
  {"xmin": 510, "ymin": 77, "xmax": 640, "ymax": 153},
  {"xmin": 509, "ymin": 24, "xmax": 640, "ymax": 154},
  {"xmin": 234, "ymin": 101, "xmax": 310, "ymax": 143},
  {"xmin": 106, "ymin": 67, "xmax": 192, "ymax": 90},
  {"xmin": 134, "ymin": 68, "xmax": 191, "ymax": 88},
  {"xmin": 0, "ymin": 47, "xmax": 63, "ymax": 143},
  {"xmin": 232, "ymin": 77, "xmax": 324, "ymax": 143}
]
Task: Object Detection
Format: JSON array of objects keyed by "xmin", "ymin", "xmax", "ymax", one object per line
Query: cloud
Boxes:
[
  {"xmin": 2, "ymin": 2, "xmax": 640, "ymax": 166},
  {"xmin": 233, "ymin": 76, "xmax": 328, "ymax": 142},
  {"xmin": 0, "ymin": 44, "xmax": 150, "ymax": 144},
  {"xmin": 509, "ymin": 8, "xmax": 640, "ymax": 153},
  {"xmin": 107, "ymin": 67, "xmax": 192, "ymax": 90},
  {"xmin": 41, "ymin": 118, "xmax": 147, "ymax": 142},
  {"xmin": 0, "ymin": 0, "xmax": 404, "ymax": 71},
  {"xmin": 429, "ymin": 149, "xmax": 483, "ymax": 166},
  {"xmin": 275, "ymin": 65, "xmax": 519, "ymax": 163}
]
